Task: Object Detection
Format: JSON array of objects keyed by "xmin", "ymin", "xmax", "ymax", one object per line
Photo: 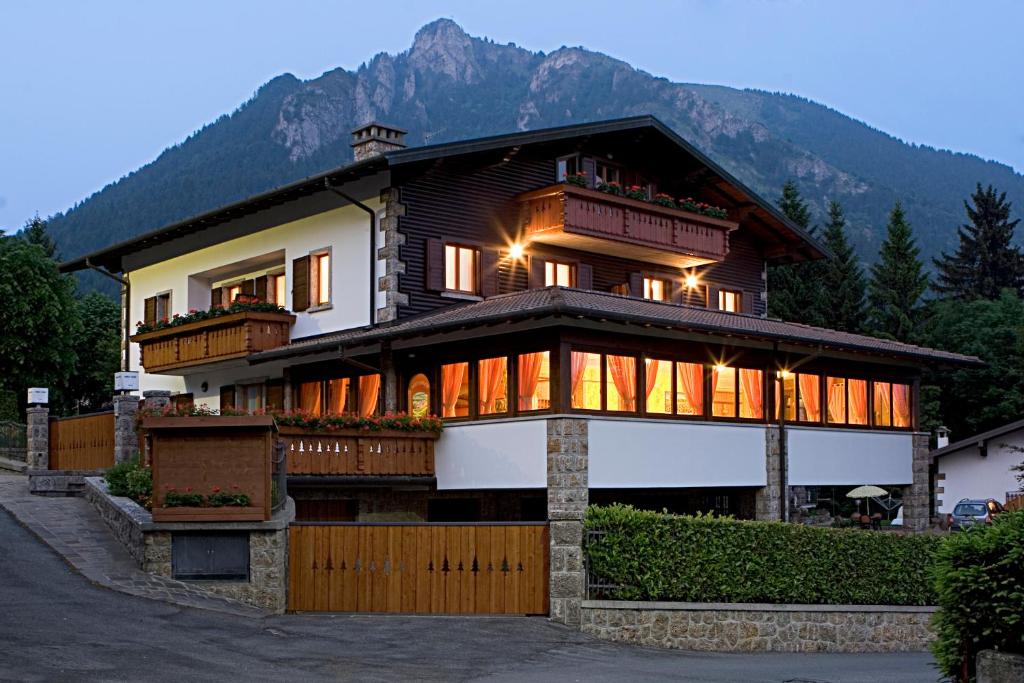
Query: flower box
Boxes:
[
  {"xmin": 152, "ymin": 506, "xmax": 266, "ymax": 523},
  {"xmin": 278, "ymin": 426, "xmax": 439, "ymax": 476}
]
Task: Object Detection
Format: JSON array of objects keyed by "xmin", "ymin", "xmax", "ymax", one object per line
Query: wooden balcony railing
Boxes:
[
  {"xmin": 278, "ymin": 426, "xmax": 439, "ymax": 477},
  {"xmin": 131, "ymin": 310, "xmax": 295, "ymax": 374},
  {"xmin": 516, "ymin": 184, "xmax": 738, "ymax": 268}
]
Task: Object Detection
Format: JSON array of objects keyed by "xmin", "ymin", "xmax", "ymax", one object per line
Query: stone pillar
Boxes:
[
  {"xmin": 26, "ymin": 405, "xmax": 49, "ymax": 470},
  {"xmin": 376, "ymin": 188, "xmax": 409, "ymax": 324},
  {"xmin": 143, "ymin": 390, "xmax": 171, "ymax": 413},
  {"xmin": 547, "ymin": 417, "xmax": 588, "ymax": 626},
  {"xmin": 903, "ymin": 434, "xmax": 931, "ymax": 532},
  {"xmin": 755, "ymin": 425, "xmax": 783, "ymax": 521},
  {"xmin": 113, "ymin": 394, "xmax": 140, "ymax": 464}
]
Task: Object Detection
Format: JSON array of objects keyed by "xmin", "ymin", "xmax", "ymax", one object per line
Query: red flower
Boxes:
[
  {"xmin": 185, "ymin": 487, "xmax": 193, "ymax": 493},
  {"xmin": 212, "ymin": 486, "xmax": 221, "ymax": 493}
]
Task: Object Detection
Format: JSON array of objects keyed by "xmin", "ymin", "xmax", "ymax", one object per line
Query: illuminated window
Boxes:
[
  {"xmin": 826, "ymin": 376, "xmax": 847, "ymax": 424},
  {"xmin": 544, "ymin": 261, "xmax": 576, "ymax": 287},
  {"xmin": 441, "ymin": 362, "xmax": 470, "ymax": 418},
  {"xmin": 517, "ymin": 351, "xmax": 550, "ymax": 411},
  {"xmin": 227, "ymin": 285, "xmax": 242, "ymax": 304},
  {"xmin": 358, "ymin": 374, "xmax": 381, "ymax": 417},
  {"xmin": 268, "ymin": 273, "xmax": 287, "ymax": 306},
  {"xmin": 645, "ymin": 359, "xmax": 672, "ymax": 414},
  {"xmin": 327, "ymin": 378, "xmax": 349, "ymax": 414},
  {"xmin": 712, "ymin": 366, "xmax": 736, "ymax": 417},
  {"xmin": 775, "ymin": 372, "xmax": 797, "ymax": 421},
  {"xmin": 893, "ymin": 383, "xmax": 911, "ymax": 427},
  {"xmin": 478, "ymin": 357, "xmax": 508, "ymax": 415},
  {"xmin": 797, "ymin": 374, "xmax": 821, "ymax": 422},
  {"xmin": 407, "ymin": 374, "xmax": 431, "ymax": 418},
  {"xmin": 444, "ymin": 244, "xmax": 478, "ymax": 293},
  {"xmin": 675, "ymin": 362, "xmax": 704, "ymax": 415},
  {"xmin": 570, "ymin": 352, "xmax": 602, "ymax": 410},
  {"xmin": 718, "ymin": 290, "xmax": 741, "ymax": 312},
  {"xmin": 605, "ymin": 355, "xmax": 637, "ymax": 412},
  {"xmin": 848, "ymin": 379, "xmax": 868, "ymax": 425},
  {"xmin": 299, "ymin": 381, "xmax": 322, "ymax": 417},
  {"xmin": 714, "ymin": 365, "xmax": 763, "ymax": 419},
  {"xmin": 739, "ymin": 369, "xmax": 764, "ymax": 419},
  {"xmin": 873, "ymin": 381, "xmax": 892, "ymax": 427},
  {"xmin": 643, "ymin": 277, "xmax": 669, "ymax": 301},
  {"xmin": 311, "ymin": 252, "xmax": 331, "ymax": 306}
]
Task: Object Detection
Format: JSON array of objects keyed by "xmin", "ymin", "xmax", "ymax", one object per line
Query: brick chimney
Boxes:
[{"xmin": 351, "ymin": 122, "xmax": 407, "ymax": 162}]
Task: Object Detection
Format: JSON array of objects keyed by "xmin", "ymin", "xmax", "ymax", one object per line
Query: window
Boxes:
[
  {"xmin": 595, "ymin": 161, "xmax": 621, "ymax": 187},
  {"xmin": 227, "ymin": 284, "xmax": 242, "ymax": 304},
  {"xmin": 713, "ymin": 365, "xmax": 764, "ymax": 419},
  {"xmin": 570, "ymin": 352, "xmax": 602, "ymax": 410},
  {"xmin": 718, "ymin": 290, "xmax": 742, "ymax": 312},
  {"xmin": 739, "ymin": 368, "xmax": 764, "ymax": 419},
  {"xmin": 240, "ymin": 384, "xmax": 263, "ymax": 413},
  {"xmin": 441, "ymin": 362, "xmax": 470, "ymax": 418},
  {"xmin": 775, "ymin": 372, "xmax": 797, "ymax": 421},
  {"xmin": 675, "ymin": 362, "xmax": 704, "ymax": 415},
  {"xmin": 517, "ymin": 351, "xmax": 550, "ymax": 411},
  {"xmin": 298, "ymin": 381, "xmax": 323, "ymax": 416},
  {"xmin": 797, "ymin": 374, "xmax": 821, "ymax": 422},
  {"xmin": 643, "ymin": 277, "xmax": 669, "ymax": 302},
  {"xmin": 357, "ymin": 374, "xmax": 381, "ymax": 417},
  {"xmin": 407, "ymin": 374, "xmax": 431, "ymax": 418},
  {"xmin": 848, "ymin": 379, "xmax": 868, "ymax": 425},
  {"xmin": 478, "ymin": 357, "xmax": 508, "ymax": 415},
  {"xmin": 826, "ymin": 376, "xmax": 847, "ymax": 424},
  {"xmin": 311, "ymin": 251, "xmax": 330, "ymax": 306},
  {"xmin": 544, "ymin": 261, "xmax": 576, "ymax": 287},
  {"xmin": 871, "ymin": 381, "xmax": 912, "ymax": 428},
  {"xmin": 712, "ymin": 366, "xmax": 736, "ymax": 418},
  {"xmin": 268, "ymin": 273, "xmax": 287, "ymax": 305},
  {"xmin": 893, "ymin": 383, "xmax": 912, "ymax": 427},
  {"xmin": 605, "ymin": 355, "xmax": 637, "ymax": 412},
  {"xmin": 144, "ymin": 292, "xmax": 172, "ymax": 326},
  {"xmin": 645, "ymin": 359, "xmax": 672, "ymax": 414},
  {"xmin": 873, "ymin": 381, "xmax": 892, "ymax": 427},
  {"xmin": 327, "ymin": 378, "xmax": 349, "ymax": 414},
  {"xmin": 556, "ymin": 155, "xmax": 579, "ymax": 182},
  {"xmin": 444, "ymin": 244, "xmax": 478, "ymax": 294}
]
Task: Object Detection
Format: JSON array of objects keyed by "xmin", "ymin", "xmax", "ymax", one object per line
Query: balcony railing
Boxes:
[
  {"xmin": 516, "ymin": 184, "xmax": 738, "ymax": 268},
  {"xmin": 278, "ymin": 426, "xmax": 439, "ymax": 477},
  {"xmin": 131, "ymin": 310, "xmax": 295, "ymax": 374}
]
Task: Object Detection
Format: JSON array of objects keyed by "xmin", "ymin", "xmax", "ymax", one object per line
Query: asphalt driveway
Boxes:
[{"xmin": 0, "ymin": 507, "xmax": 939, "ymax": 682}]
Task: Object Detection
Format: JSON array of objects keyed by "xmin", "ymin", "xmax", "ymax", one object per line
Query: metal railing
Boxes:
[
  {"xmin": 584, "ymin": 529, "xmax": 622, "ymax": 600},
  {"xmin": 0, "ymin": 421, "xmax": 27, "ymax": 461}
]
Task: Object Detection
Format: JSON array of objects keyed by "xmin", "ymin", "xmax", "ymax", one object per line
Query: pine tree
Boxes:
[
  {"xmin": 933, "ymin": 183, "xmax": 1024, "ymax": 300},
  {"xmin": 820, "ymin": 201, "xmax": 867, "ymax": 332},
  {"xmin": 19, "ymin": 215, "xmax": 58, "ymax": 259},
  {"xmin": 767, "ymin": 181, "xmax": 828, "ymax": 325},
  {"xmin": 868, "ymin": 202, "xmax": 929, "ymax": 342}
]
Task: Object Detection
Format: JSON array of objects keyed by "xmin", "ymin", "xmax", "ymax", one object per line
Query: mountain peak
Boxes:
[{"xmin": 409, "ymin": 18, "xmax": 479, "ymax": 82}]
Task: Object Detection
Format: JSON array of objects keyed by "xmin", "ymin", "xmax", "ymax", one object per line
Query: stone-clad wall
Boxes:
[
  {"xmin": 547, "ymin": 418, "xmax": 588, "ymax": 626},
  {"xmin": 580, "ymin": 601, "xmax": 936, "ymax": 653}
]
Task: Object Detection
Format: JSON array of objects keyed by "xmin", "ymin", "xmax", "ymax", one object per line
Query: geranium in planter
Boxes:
[
  {"xmin": 208, "ymin": 486, "xmax": 252, "ymax": 508},
  {"xmin": 164, "ymin": 488, "xmax": 204, "ymax": 507}
]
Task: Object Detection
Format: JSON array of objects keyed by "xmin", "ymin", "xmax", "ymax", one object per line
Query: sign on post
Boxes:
[
  {"xmin": 27, "ymin": 387, "xmax": 48, "ymax": 405},
  {"xmin": 114, "ymin": 371, "xmax": 140, "ymax": 393}
]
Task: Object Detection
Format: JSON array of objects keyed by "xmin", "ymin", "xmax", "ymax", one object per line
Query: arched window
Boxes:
[{"xmin": 407, "ymin": 373, "xmax": 431, "ymax": 418}]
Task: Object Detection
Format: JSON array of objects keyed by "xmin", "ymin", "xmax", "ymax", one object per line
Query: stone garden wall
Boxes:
[{"xmin": 580, "ymin": 601, "xmax": 936, "ymax": 653}]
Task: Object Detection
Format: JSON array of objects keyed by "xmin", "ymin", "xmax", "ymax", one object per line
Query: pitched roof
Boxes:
[
  {"xmin": 249, "ymin": 287, "xmax": 984, "ymax": 367},
  {"xmin": 931, "ymin": 417, "xmax": 1024, "ymax": 459}
]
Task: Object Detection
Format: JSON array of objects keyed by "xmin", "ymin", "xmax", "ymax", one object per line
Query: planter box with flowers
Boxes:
[
  {"xmin": 275, "ymin": 412, "xmax": 443, "ymax": 477},
  {"xmin": 143, "ymin": 411, "xmax": 276, "ymax": 522},
  {"xmin": 130, "ymin": 300, "xmax": 295, "ymax": 374}
]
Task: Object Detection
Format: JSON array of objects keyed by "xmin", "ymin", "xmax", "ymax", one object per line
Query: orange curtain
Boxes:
[
  {"xmin": 741, "ymin": 369, "xmax": 764, "ymax": 418},
  {"xmin": 874, "ymin": 382, "xmax": 892, "ymax": 425},
  {"xmin": 441, "ymin": 363, "xmax": 466, "ymax": 418},
  {"xmin": 478, "ymin": 357, "xmax": 506, "ymax": 414},
  {"xmin": 644, "ymin": 360, "xmax": 660, "ymax": 402},
  {"xmin": 827, "ymin": 379, "xmax": 846, "ymax": 423},
  {"xmin": 849, "ymin": 379, "xmax": 868, "ymax": 424},
  {"xmin": 607, "ymin": 355, "xmax": 636, "ymax": 411},
  {"xmin": 518, "ymin": 352, "xmax": 544, "ymax": 410},
  {"xmin": 327, "ymin": 378, "xmax": 349, "ymax": 414},
  {"xmin": 676, "ymin": 362, "xmax": 703, "ymax": 414},
  {"xmin": 571, "ymin": 352, "xmax": 586, "ymax": 403},
  {"xmin": 358, "ymin": 374, "xmax": 381, "ymax": 417},
  {"xmin": 893, "ymin": 383, "xmax": 910, "ymax": 427},
  {"xmin": 798, "ymin": 374, "xmax": 820, "ymax": 422},
  {"xmin": 300, "ymin": 381, "xmax": 322, "ymax": 416}
]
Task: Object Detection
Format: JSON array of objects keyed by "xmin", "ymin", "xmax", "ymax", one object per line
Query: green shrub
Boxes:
[
  {"xmin": 164, "ymin": 490, "xmax": 204, "ymax": 507},
  {"xmin": 585, "ymin": 504, "xmax": 941, "ymax": 605},
  {"xmin": 103, "ymin": 456, "xmax": 152, "ymax": 509},
  {"xmin": 930, "ymin": 510, "xmax": 1024, "ymax": 681}
]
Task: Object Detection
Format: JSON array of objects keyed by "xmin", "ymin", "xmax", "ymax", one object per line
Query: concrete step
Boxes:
[{"xmin": 0, "ymin": 456, "xmax": 27, "ymax": 474}]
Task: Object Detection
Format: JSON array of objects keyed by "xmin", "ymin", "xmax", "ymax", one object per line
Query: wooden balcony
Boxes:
[
  {"xmin": 279, "ymin": 426, "xmax": 439, "ymax": 477},
  {"xmin": 516, "ymin": 184, "xmax": 738, "ymax": 268},
  {"xmin": 131, "ymin": 310, "xmax": 295, "ymax": 374}
]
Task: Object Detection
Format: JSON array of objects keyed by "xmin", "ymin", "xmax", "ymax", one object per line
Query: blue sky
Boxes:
[{"xmin": 1, "ymin": 0, "xmax": 1022, "ymax": 232}]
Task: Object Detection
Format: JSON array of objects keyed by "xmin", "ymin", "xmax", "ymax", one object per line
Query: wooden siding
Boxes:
[
  {"xmin": 279, "ymin": 427, "xmax": 437, "ymax": 476},
  {"xmin": 288, "ymin": 523, "xmax": 549, "ymax": 614},
  {"xmin": 49, "ymin": 412, "xmax": 115, "ymax": 470}
]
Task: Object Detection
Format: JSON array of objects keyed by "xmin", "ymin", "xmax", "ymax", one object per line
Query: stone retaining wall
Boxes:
[
  {"xmin": 580, "ymin": 600, "xmax": 936, "ymax": 653},
  {"xmin": 84, "ymin": 477, "xmax": 292, "ymax": 613},
  {"xmin": 29, "ymin": 469, "xmax": 106, "ymax": 496},
  {"xmin": 978, "ymin": 650, "xmax": 1024, "ymax": 683}
]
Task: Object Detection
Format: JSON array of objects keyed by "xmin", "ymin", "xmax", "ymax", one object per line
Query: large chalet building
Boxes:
[{"xmin": 62, "ymin": 117, "xmax": 981, "ymax": 530}]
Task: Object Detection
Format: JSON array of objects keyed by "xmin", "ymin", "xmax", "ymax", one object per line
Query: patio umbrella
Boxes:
[{"xmin": 847, "ymin": 485, "xmax": 888, "ymax": 515}]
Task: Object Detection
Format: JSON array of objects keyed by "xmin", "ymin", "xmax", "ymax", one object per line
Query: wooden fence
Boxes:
[
  {"xmin": 288, "ymin": 523, "xmax": 549, "ymax": 615},
  {"xmin": 49, "ymin": 412, "xmax": 115, "ymax": 470}
]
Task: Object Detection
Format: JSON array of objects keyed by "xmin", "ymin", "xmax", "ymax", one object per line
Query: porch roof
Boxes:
[{"xmin": 249, "ymin": 287, "xmax": 983, "ymax": 368}]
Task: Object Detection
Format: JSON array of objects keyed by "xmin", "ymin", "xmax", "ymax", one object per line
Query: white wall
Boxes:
[
  {"xmin": 787, "ymin": 427, "xmax": 913, "ymax": 486},
  {"xmin": 588, "ymin": 419, "xmax": 767, "ymax": 488},
  {"xmin": 127, "ymin": 202, "xmax": 379, "ymax": 394},
  {"xmin": 937, "ymin": 430, "xmax": 1023, "ymax": 513},
  {"xmin": 435, "ymin": 419, "xmax": 548, "ymax": 490}
]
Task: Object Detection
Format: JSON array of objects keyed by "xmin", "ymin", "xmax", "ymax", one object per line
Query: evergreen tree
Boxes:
[
  {"xmin": 820, "ymin": 201, "xmax": 867, "ymax": 332},
  {"xmin": 868, "ymin": 202, "xmax": 929, "ymax": 342},
  {"xmin": 19, "ymin": 215, "xmax": 58, "ymax": 259},
  {"xmin": 933, "ymin": 184, "xmax": 1024, "ymax": 300},
  {"xmin": 767, "ymin": 181, "xmax": 827, "ymax": 325}
]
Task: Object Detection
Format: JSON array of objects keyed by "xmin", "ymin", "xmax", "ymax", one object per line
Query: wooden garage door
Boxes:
[{"xmin": 288, "ymin": 523, "xmax": 549, "ymax": 614}]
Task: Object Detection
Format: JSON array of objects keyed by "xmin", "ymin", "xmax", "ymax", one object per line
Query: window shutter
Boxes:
[
  {"xmin": 480, "ymin": 250, "xmax": 499, "ymax": 297},
  {"xmin": 265, "ymin": 379, "xmax": 284, "ymax": 411},
  {"xmin": 292, "ymin": 255, "xmax": 310, "ymax": 312},
  {"xmin": 671, "ymin": 278, "xmax": 684, "ymax": 304},
  {"xmin": 426, "ymin": 239, "xmax": 445, "ymax": 291},
  {"xmin": 241, "ymin": 279, "xmax": 255, "ymax": 298},
  {"xmin": 253, "ymin": 276, "xmax": 268, "ymax": 302},
  {"xmin": 219, "ymin": 385, "xmax": 236, "ymax": 412},
  {"xmin": 210, "ymin": 287, "xmax": 223, "ymax": 308},
  {"xmin": 528, "ymin": 256, "xmax": 546, "ymax": 289},
  {"xmin": 581, "ymin": 157, "xmax": 597, "ymax": 188},
  {"xmin": 577, "ymin": 263, "xmax": 593, "ymax": 290},
  {"xmin": 144, "ymin": 297, "xmax": 157, "ymax": 326},
  {"xmin": 628, "ymin": 272, "xmax": 643, "ymax": 298},
  {"xmin": 742, "ymin": 291, "xmax": 754, "ymax": 314},
  {"xmin": 708, "ymin": 286, "xmax": 721, "ymax": 310}
]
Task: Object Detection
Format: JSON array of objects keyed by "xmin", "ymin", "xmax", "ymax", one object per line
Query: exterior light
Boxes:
[
  {"xmin": 715, "ymin": 363, "xmax": 728, "ymax": 373},
  {"xmin": 685, "ymin": 274, "xmax": 699, "ymax": 289},
  {"xmin": 777, "ymin": 370, "xmax": 792, "ymax": 379},
  {"xmin": 509, "ymin": 243, "xmax": 525, "ymax": 259}
]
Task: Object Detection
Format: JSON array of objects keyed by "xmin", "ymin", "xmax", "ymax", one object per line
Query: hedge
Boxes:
[
  {"xmin": 584, "ymin": 504, "xmax": 941, "ymax": 606},
  {"xmin": 930, "ymin": 510, "xmax": 1024, "ymax": 681}
]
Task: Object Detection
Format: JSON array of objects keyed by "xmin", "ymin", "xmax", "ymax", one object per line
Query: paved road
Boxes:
[{"xmin": 0, "ymin": 508, "xmax": 939, "ymax": 682}]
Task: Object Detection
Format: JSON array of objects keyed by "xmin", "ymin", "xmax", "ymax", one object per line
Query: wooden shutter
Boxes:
[
  {"xmin": 253, "ymin": 276, "xmax": 268, "ymax": 302},
  {"xmin": 426, "ymin": 238, "xmax": 445, "ymax": 291},
  {"xmin": 671, "ymin": 278, "xmax": 684, "ymax": 304},
  {"xmin": 742, "ymin": 291, "xmax": 754, "ymax": 314},
  {"xmin": 241, "ymin": 279, "xmax": 256, "ymax": 298},
  {"xmin": 219, "ymin": 385, "xmax": 236, "ymax": 412},
  {"xmin": 265, "ymin": 379, "xmax": 284, "ymax": 411},
  {"xmin": 528, "ymin": 256, "xmax": 546, "ymax": 289},
  {"xmin": 577, "ymin": 263, "xmax": 593, "ymax": 290},
  {"xmin": 708, "ymin": 286, "xmax": 721, "ymax": 310},
  {"xmin": 144, "ymin": 297, "xmax": 157, "ymax": 325},
  {"xmin": 292, "ymin": 255, "xmax": 310, "ymax": 312},
  {"xmin": 628, "ymin": 272, "xmax": 643, "ymax": 298},
  {"xmin": 581, "ymin": 157, "xmax": 597, "ymax": 188},
  {"xmin": 210, "ymin": 287, "xmax": 223, "ymax": 308},
  {"xmin": 480, "ymin": 249, "xmax": 499, "ymax": 297}
]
